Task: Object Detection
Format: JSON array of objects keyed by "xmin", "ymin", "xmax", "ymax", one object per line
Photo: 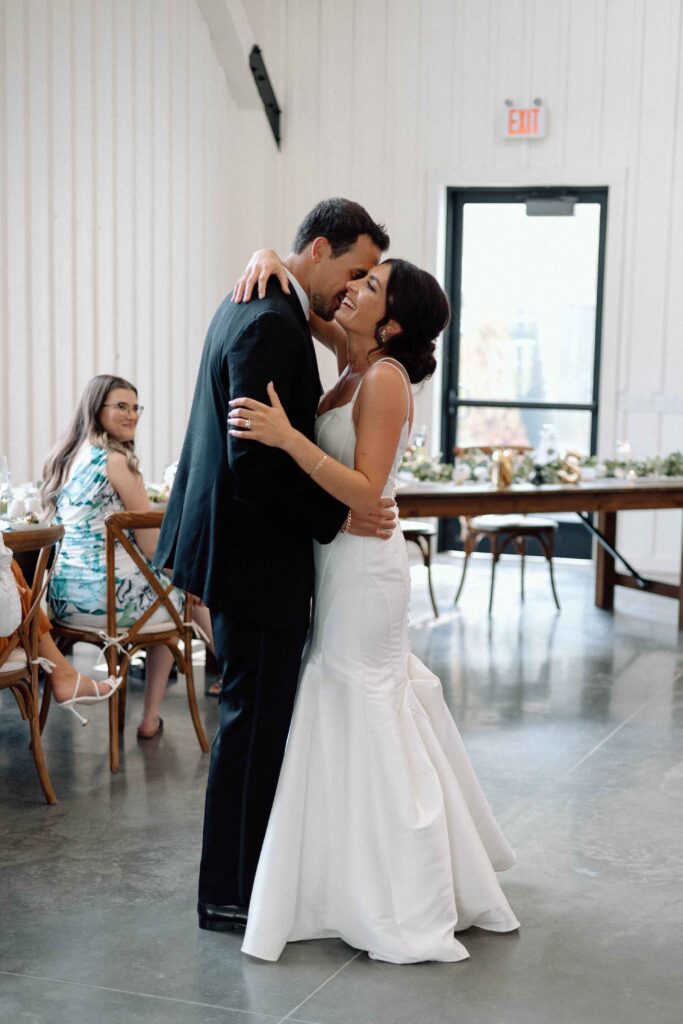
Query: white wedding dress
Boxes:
[{"xmin": 241, "ymin": 363, "xmax": 519, "ymax": 964}]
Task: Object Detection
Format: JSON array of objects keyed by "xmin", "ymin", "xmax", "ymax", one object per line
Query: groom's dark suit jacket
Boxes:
[{"xmin": 154, "ymin": 279, "xmax": 348, "ymax": 629}]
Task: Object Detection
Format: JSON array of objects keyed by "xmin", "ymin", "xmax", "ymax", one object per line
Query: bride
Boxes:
[{"xmin": 227, "ymin": 255, "xmax": 519, "ymax": 964}]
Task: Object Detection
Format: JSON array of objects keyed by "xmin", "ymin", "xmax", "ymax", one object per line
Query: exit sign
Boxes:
[{"xmin": 504, "ymin": 104, "xmax": 546, "ymax": 139}]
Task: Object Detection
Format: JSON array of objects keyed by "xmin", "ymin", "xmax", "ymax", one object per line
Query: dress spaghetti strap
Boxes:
[
  {"xmin": 376, "ymin": 357, "xmax": 412, "ymax": 407},
  {"xmin": 373, "ymin": 357, "xmax": 413, "ymax": 424},
  {"xmin": 348, "ymin": 357, "xmax": 412, "ymax": 425}
]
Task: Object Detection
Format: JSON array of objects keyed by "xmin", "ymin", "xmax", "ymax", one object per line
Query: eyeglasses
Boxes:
[{"xmin": 102, "ymin": 402, "xmax": 144, "ymax": 416}]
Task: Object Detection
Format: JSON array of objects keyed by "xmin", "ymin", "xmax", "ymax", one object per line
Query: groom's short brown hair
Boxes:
[{"xmin": 292, "ymin": 198, "xmax": 389, "ymax": 257}]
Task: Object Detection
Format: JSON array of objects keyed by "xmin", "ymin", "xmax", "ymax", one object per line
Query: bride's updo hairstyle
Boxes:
[{"xmin": 373, "ymin": 260, "xmax": 450, "ymax": 384}]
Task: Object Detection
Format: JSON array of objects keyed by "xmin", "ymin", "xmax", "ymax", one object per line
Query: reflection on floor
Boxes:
[{"xmin": 1, "ymin": 553, "xmax": 682, "ymax": 1024}]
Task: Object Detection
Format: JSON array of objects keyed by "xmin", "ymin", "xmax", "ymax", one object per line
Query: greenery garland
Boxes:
[{"xmin": 399, "ymin": 448, "xmax": 683, "ymax": 484}]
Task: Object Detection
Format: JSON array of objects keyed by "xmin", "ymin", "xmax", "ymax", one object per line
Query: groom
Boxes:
[{"xmin": 155, "ymin": 198, "xmax": 391, "ymax": 930}]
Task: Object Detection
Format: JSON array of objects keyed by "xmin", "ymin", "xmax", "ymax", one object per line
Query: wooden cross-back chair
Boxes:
[
  {"xmin": 1, "ymin": 525, "xmax": 64, "ymax": 804},
  {"xmin": 49, "ymin": 511, "xmax": 209, "ymax": 772},
  {"xmin": 453, "ymin": 445, "xmax": 561, "ymax": 615}
]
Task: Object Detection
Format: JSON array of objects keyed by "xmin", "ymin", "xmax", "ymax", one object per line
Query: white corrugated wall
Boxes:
[{"xmin": 0, "ymin": 0, "xmax": 278, "ymax": 483}]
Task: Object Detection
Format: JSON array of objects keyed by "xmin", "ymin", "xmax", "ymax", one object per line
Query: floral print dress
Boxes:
[{"xmin": 48, "ymin": 445, "xmax": 181, "ymax": 629}]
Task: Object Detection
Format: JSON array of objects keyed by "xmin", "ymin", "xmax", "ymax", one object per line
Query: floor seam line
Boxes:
[
  {"xmin": 556, "ymin": 674, "xmax": 680, "ymax": 780},
  {"xmin": 501, "ymin": 672, "xmax": 680, "ymax": 829},
  {"xmin": 275, "ymin": 950, "xmax": 363, "ymax": 1023},
  {"xmin": 0, "ymin": 970, "xmax": 281, "ymax": 1019}
]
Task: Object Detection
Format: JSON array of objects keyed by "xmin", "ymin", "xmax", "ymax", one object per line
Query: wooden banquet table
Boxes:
[{"xmin": 396, "ymin": 478, "xmax": 683, "ymax": 629}]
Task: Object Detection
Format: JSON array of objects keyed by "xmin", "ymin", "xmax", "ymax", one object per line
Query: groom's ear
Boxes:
[{"xmin": 310, "ymin": 237, "xmax": 332, "ymax": 263}]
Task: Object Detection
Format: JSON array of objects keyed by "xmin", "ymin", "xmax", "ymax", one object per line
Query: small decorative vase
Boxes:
[{"xmin": 491, "ymin": 449, "xmax": 515, "ymax": 489}]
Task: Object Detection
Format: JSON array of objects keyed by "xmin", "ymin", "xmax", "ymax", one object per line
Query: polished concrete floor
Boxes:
[{"xmin": 1, "ymin": 553, "xmax": 682, "ymax": 1024}]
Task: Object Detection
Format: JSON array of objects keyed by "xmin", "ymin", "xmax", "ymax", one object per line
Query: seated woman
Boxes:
[
  {"xmin": 0, "ymin": 555, "xmax": 117, "ymax": 723},
  {"xmin": 41, "ymin": 374, "xmax": 214, "ymax": 738}
]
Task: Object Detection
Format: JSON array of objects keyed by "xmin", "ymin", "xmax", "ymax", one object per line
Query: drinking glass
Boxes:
[
  {"xmin": 413, "ymin": 425, "xmax": 428, "ymax": 450},
  {"xmin": 615, "ymin": 440, "xmax": 634, "ymax": 479}
]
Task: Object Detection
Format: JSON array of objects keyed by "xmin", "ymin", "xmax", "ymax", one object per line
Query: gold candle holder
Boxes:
[{"xmin": 491, "ymin": 448, "xmax": 515, "ymax": 489}]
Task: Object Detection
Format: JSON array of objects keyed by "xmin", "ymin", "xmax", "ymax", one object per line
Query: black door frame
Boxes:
[
  {"xmin": 441, "ymin": 185, "xmax": 608, "ymax": 461},
  {"xmin": 439, "ymin": 185, "xmax": 608, "ymax": 556}
]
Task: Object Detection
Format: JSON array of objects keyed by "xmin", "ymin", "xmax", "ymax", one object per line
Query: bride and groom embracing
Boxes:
[{"xmin": 155, "ymin": 198, "xmax": 519, "ymax": 964}]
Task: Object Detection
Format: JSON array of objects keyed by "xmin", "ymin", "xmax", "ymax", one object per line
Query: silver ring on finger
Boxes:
[{"xmin": 245, "ymin": 418, "xmax": 252, "ymax": 431}]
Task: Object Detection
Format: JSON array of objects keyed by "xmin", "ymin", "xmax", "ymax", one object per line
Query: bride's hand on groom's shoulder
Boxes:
[
  {"xmin": 232, "ymin": 249, "xmax": 290, "ymax": 303},
  {"xmin": 347, "ymin": 498, "xmax": 398, "ymax": 540}
]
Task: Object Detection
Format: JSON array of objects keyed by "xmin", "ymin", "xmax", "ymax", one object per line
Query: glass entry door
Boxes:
[{"xmin": 441, "ymin": 187, "xmax": 607, "ymax": 556}]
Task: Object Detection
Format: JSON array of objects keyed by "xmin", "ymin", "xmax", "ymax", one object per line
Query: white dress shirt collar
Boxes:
[{"xmin": 284, "ymin": 268, "xmax": 310, "ymax": 321}]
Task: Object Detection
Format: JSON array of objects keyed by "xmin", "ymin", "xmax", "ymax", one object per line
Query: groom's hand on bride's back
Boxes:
[{"xmin": 347, "ymin": 498, "xmax": 398, "ymax": 540}]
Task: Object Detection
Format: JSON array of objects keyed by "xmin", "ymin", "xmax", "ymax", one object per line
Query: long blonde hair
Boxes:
[{"xmin": 41, "ymin": 374, "xmax": 141, "ymax": 517}]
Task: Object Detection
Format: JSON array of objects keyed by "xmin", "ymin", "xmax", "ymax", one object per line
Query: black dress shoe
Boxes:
[{"xmin": 198, "ymin": 902, "xmax": 249, "ymax": 931}]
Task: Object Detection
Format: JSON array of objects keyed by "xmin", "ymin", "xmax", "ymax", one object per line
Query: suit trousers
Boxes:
[{"xmin": 198, "ymin": 611, "xmax": 309, "ymax": 909}]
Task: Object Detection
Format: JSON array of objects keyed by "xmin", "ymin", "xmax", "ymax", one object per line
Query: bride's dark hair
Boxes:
[{"xmin": 373, "ymin": 260, "xmax": 450, "ymax": 383}]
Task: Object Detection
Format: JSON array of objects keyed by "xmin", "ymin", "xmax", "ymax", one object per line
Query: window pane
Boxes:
[
  {"xmin": 456, "ymin": 406, "xmax": 592, "ymax": 456},
  {"xmin": 459, "ymin": 203, "xmax": 600, "ymax": 405}
]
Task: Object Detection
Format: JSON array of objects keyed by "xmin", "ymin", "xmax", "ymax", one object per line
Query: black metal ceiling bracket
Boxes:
[{"xmin": 249, "ymin": 45, "xmax": 281, "ymax": 149}]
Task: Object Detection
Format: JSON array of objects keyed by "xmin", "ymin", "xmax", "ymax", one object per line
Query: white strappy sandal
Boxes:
[{"xmin": 57, "ymin": 673, "xmax": 123, "ymax": 727}]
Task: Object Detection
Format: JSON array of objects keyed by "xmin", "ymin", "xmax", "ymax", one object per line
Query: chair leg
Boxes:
[
  {"xmin": 181, "ymin": 636, "xmax": 210, "ymax": 753},
  {"xmin": 105, "ymin": 646, "xmax": 122, "ymax": 773},
  {"xmin": 548, "ymin": 559, "xmax": 561, "ymax": 611},
  {"xmin": 426, "ymin": 562, "xmax": 440, "ymax": 619},
  {"xmin": 488, "ymin": 538, "xmax": 500, "ymax": 616},
  {"xmin": 540, "ymin": 532, "xmax": 561, "ymax": 611},
  {"xmin": 454, "ymin": 553, "xmax": 470, "ymax": 605},
  {"xmin": 9, "ymin": 683, "xmax": 30, "ymax": 720},
  {"xmin": 116, "ymin": 655, "xmax": 130, "ymax": 733},
  {"xmin": 26, "ymin": 683, "xmax": 57, "ymax": 804},
  {"xmin": 109, "ymin": 688, "xmax": 120, "ymax": 773},
  {"xmin": 38, "ymin": 677, "xmax": 52, "ymax": 733},
  {"xmin": 454, "ymin": 533, "xmax": 477, "ymax": 606},
  {"xmin": 418, "ymin": 536, "xmax": 439, "ymax": 618},
  {"xmin": 117, "ymin": 677, "xmax": 128, "ymax": 734},
  {"xmin": 515, "ymin": 538, "xmax": 526, "ymax": 601}
]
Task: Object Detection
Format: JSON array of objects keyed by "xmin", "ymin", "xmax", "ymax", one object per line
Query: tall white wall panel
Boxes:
[{"xmin": 0, "ymin": 0, "xmax": 278, "ymax": 483}]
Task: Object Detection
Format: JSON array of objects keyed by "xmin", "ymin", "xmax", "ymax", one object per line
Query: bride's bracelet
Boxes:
[
  {"xmin": 309, "ymin": 454, "xmax": 328, "ymax": 476},
  {"xmin": 341, "ymin": 510, "xmax": 352, "ymax": 534}
]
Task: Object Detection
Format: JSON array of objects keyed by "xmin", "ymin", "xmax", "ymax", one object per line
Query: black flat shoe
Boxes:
[
  {"xmin": 198, "ymin": 902, "xmax": 249, "ymax": 931},
  {"xmin": 136, "ymin": 717, "xmax": 164, "ymax": 740}
]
